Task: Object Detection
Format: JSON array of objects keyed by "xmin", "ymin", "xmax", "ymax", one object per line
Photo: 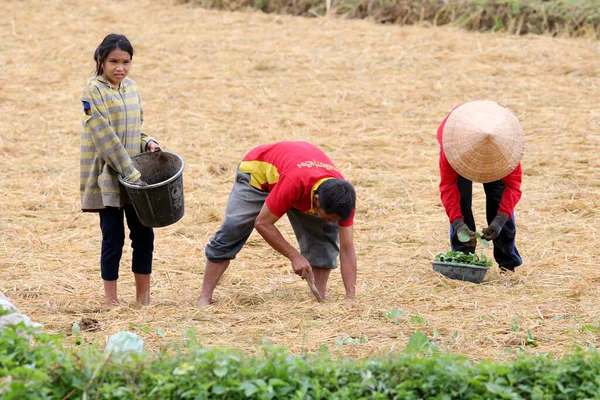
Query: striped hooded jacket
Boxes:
[{"xmin": 79, "ymin": 76, "xmax": 156, "ymax": 211}]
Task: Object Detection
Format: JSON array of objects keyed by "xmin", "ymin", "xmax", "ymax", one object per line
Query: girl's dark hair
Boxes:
[{"xmin": 94, "ymin": 34, "xmax": 134, "ymax": 76}]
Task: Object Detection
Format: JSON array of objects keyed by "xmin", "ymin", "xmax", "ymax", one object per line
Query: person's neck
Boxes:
[{"xmin": 102, "ymin": 74, "xmax": 120, "ymax": 89}]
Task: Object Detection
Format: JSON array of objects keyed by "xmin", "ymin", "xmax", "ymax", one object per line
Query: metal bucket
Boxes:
[
  {"xmin": 118, "ymin": 151, "xmax": 185, "ymax": 228},
  {"xmin": 432, "ymin": 261, "xmax": 489, "ymax": 284}
]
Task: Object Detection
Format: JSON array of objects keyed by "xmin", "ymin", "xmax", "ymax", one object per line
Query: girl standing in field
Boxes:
[{"xmin": 79, "ymin": 34, "xmax": 161, "ymax": 307}]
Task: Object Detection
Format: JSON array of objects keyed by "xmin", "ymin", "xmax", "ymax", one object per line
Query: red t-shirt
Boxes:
[
  {"xmin": 239, "ymin": 141, "xmax": 354, "ymax": 227},
  {"xmin": 437, "ymin": 108, "xmax": 522, "ymax": 223}
]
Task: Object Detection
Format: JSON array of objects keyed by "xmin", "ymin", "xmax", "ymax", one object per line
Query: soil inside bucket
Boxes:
[{"xmin": 134, "ymin": 152, "xmax": 181, "ymax": 185}]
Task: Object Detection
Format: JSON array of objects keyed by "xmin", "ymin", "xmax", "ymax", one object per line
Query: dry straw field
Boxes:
[{"xmin": 1, "ymin": 0, "xmax": 599, "ymax": 362}]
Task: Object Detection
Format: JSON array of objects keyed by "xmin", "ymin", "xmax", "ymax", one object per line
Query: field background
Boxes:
[{"xmin": 0, "ymin": 0, "xmax": 599, "ymax": 362}]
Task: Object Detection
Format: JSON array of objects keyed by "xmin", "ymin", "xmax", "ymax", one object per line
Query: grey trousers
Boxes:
[{"xmin": 205, "ymin": 169, "xmax": 340, "ymax": 268}]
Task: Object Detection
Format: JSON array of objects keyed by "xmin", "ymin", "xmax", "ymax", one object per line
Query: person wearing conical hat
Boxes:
[{"xmin": 437, "ymin": 100, "xmax": 525, "ymax": 272}]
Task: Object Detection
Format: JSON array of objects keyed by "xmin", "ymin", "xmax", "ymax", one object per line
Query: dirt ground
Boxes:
[{"xmin": 1, "ymin": 0, "xmax": 599, "ymax": 362}]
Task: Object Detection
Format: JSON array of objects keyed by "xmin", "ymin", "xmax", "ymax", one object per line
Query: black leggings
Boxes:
[
  {"xmin": 450, "ymin": 176, "xmax": 522, "ymax": 269},
  {"xmin": 99, "ymin": 205, "xmax": 154, "ymax": 281}
]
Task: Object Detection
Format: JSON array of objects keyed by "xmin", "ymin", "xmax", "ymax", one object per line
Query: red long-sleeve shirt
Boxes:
[{"xmin": 437, "ymin": 109, "xmax": 522, "ymax": 223}]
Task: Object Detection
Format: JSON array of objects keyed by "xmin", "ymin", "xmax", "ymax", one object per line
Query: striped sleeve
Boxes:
[
  {"xmin": 137, "ymin": 91, "xmax": 156, "ymax": 152},
  {"xmin": 81, "ymin": 83, "xmax": 140, "ymax": 183}
]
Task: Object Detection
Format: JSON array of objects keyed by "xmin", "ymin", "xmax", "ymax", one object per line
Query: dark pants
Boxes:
[
  {"xmin": 99, "ymin": 205, "xmax": 154, "ymax": 281},
  {"xmin": 450, "ymin": 176, "xmax": 522, "ymax": 269}
]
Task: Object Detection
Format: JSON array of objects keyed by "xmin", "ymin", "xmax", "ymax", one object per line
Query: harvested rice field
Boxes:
[{"xmin": 1, "ymin": 0, "xmax": 599, "ymax": 362}]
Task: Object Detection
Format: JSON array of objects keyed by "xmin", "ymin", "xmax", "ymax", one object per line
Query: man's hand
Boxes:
[
  {"xmin": 482, "ymin": 213, "xmax": 509, "ymax": 241},
  {"xmin": 292, "ymin": 255, "xmax": 314, "ymax": 283},
  {"xmin": 452, "ymin": 218, "xmax": 476, "ymax": 247}
]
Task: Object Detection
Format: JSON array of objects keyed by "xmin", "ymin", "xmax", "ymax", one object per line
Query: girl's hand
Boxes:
[
  {"xmin": 146, "ymin": 141, "xmax": 161, "ymax": 152},
  {"xmin": 132, "ymin": 178, "xmax": 148, "ymax": 186}
]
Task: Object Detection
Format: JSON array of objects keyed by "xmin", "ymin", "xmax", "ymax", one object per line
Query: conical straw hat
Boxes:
[{"xmin": 442, "ymin": 100, "xmax": 525, "ymax": 183}]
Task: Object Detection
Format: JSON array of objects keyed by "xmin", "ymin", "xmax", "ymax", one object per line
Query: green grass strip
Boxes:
[
  {"xmin": 3, "ymin": 324, "xmax": 600, "ymax": 399},
  {"xmin": 178, "ymin": 0, "xmax": 600, "ymax": 38}
]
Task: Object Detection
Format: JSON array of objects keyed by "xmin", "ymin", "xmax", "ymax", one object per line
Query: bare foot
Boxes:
[
  {"xmin": 344, "ymin": 296, "xmax": 357, "ymax": 309},
  {"xmin": 196, "ymin": 296, "xmax": 219, "ymax": 308},
  {"xmin": 134, "ymin": 273, "xmax": 151, "ymax": 307},
  {"xmin": 104, "ymin": 298, "xmax": 119, "ymax": 308},
  {"xmin": 136, "ymin": 293, "xmax": 151, "ymax": 307},
  {"xmin": 134, "ymin": 299, "xmax": 151, "ymax": 308}
]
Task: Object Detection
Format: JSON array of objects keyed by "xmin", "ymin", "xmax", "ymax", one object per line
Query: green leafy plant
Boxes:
[
  {"xmin": 334, "ymin": 334, "xmax": 368, "ymax": 346},
  {"xmin": 526, "ymin": 330, "xmax": 538, "ymax": 347},
  {"xmin": 6, "ymin": 322, "xmax": 600, "ymax": 398},
  {"xmin": 410, "ymin": 315, "xmax": 426, "ymax": 324},
  {"xmin": 0, "ymin": 307, "xmax": 14, "ymax": 317},
  {"xmin": 457, "ymin": 230, "xmax": 490, "ymax": 248},
  {"xmin": 437, "ymin": 229, "xmax": 492, "ymax": 267},
  {"xmin": 402, "ymin": 332, "xmax": 440, "ymax": 356},
  {"xmin": 511, "ymin": 317, "xmax": 520, "ymax": 332},
  {"xmin": 582, "ymin": 325, "xmax": 600, "ymax": 332},
  {"xmin": 383, "ymin": 309, "xmax": 405, "ymax": 324},
  {"xmin": 434, "ymin": 250, "xmax": 492, "ymax": 267}
]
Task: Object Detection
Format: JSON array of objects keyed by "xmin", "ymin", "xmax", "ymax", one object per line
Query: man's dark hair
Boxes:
[
  {"xmin": 317, "ymin": 179, "xmax": 356, "ymax": 221},
  {"xmin": 94, "ymin": 34, "xmax": 134, "ymax": 76}
]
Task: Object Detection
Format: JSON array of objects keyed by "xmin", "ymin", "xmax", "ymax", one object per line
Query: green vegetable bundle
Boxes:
[{"xmin": 434, "ymin": 251, "xmax": 492, "ymax": 267}]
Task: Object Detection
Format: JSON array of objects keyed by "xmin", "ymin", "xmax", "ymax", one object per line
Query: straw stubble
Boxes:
[{"xmin": 0, "ymin": 0, "xmax": 598, "ymax": 362}]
